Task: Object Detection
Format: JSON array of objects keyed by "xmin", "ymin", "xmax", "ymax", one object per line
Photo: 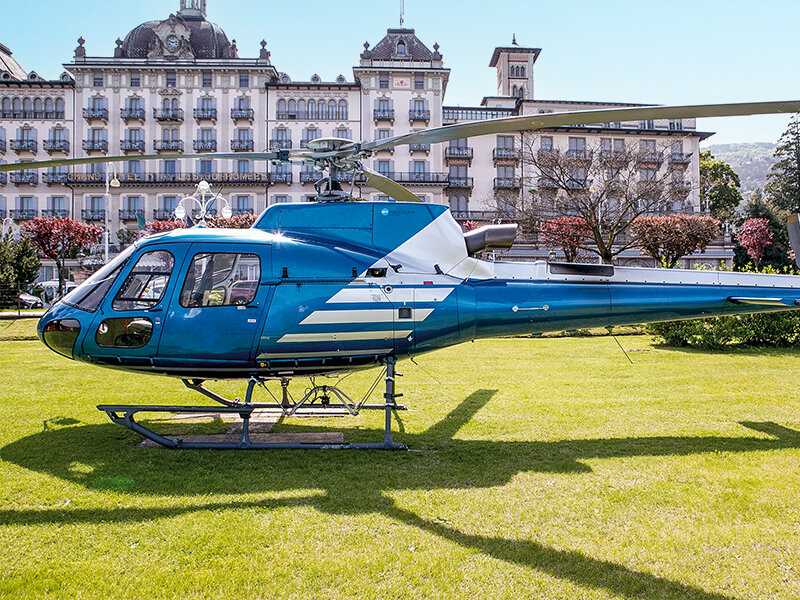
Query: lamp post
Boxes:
[
  {"xmin": 174, "ymin": 180, "xmax": 232, "ymax": 224},
  {"xmin": 1, "ymin": 216, "xmax": 17, "ymax": 240},
  {"xmin": 104, "ymin": 170, "xmax": 120, "ymax": 264}
]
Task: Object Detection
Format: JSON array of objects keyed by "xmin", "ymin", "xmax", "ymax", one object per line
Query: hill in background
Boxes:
[{"xmin": 703, "ymin": 142, "xmax": 777, "ymax": 199}]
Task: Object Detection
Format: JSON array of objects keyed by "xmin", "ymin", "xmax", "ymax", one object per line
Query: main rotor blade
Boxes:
[
  {"xmin": 361, "ymin": 100, "xmax": 800, "ymax": 152},
  {"xmin": 0, "ymin": 151, "xmax": 284, "ymax": 172},
  {"xmin": 360, "ymin": 167, "xmax": 423, "ymax": 203}
]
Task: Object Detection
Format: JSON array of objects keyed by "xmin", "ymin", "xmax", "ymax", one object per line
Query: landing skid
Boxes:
[{"xmin": 97, "ymin": 358, "xmax": 407, "ymax": 450}]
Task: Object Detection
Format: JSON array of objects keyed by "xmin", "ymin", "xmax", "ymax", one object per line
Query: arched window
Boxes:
[
  {"xmin": 12, "ymin": 98, "xmax": 22, "ymax": 117},
  {"xmin": 328, "ymin": 100, "xmax": 336, "ymax": 120},
  {"xmin": 307, "ymin": 100, "xmax": 316, "ymax": 120},
  {"xmin": 162, "ymin": 98, "xmax": 171, "ymax": 110},
  {"xmin": 171, "ymin": 98, "xmax": 179, "ymax": 111},
  {"xmin": 397, "ymin": 41, "xmax": 406, "ymax": 55},
  {"xmin": 318, "ymin": 100, "xmax": 327, "ymax": 120},
  {"xmin": 1, "ymin": 97, "xmax": 10, "ymax": 117},
  {"xmin": 449, "ymin": 195, "xmax": 468, "ymax": 214},
  {"xmin": 288, "ymin": 99, "xmax": 296, "ymax": 118},
  {"xmin": 511, "ymin": 85, "xmax": 517, "ymax": 97},
  {"xmin": 54, "ymin": 98, "xmax": 64, "ymax": 117},
  {"xmin": 517, "ymin": 86, "xmax": 524, "ymax": 98},
  {"xmin": 23, "ymin": 98, "xmax": 32, "ymax": 118},
  {"xmin": 33, "ymin": 98, "xmax": 43, "ymax": 117},
  {"xmin": 338, "ymin": 99, "xmax": 347, "ymax": 120},
  {"xmin": 277, "ymin": 98, "xmax": 286, "ymax": 117},
  {"xmin": 44, "ymin": 98, "xmax": 54, "ymax": 117},
  {"xmin": 519, "ymin": 66, "xmax": 526, "ymax": 78},
  {"xmin": 298, "ymin": 99, "xmax": 306, "ymax": 120}
]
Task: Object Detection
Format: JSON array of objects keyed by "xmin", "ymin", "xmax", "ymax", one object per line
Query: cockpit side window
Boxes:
[
  {"xmin": 179, "ymin": 252, "xmax": 260, "ymax": 307},
  {"xmin": 113, "ymin": 250, "xmax": 175, "ymax": 311}
]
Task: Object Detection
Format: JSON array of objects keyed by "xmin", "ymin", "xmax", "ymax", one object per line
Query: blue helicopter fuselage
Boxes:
[{"xmin": 37, "ymin": 201, "xmax": 800, "ymax": 379}]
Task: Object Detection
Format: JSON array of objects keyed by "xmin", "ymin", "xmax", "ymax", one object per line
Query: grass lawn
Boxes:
[{"xmin": 1, "ymin": 319, "xmax": 799, "ymax": 599}]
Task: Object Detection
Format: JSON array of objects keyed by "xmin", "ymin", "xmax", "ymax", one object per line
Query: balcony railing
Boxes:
[
  {"xmin": 153, "ymin": 108, "xmax": 184, "ymax": 122},
  {"xmin": 231, "ymin": 208, "xmax": 254, "ymax": 216},
  {"xmin": 42, "ymin": 209, "xmax": 70, "ymax": 218},
  {"xmin": 121, "ymin": 107, "xmax": 146, "ymax": 121},
  {"xmin": 445, "ymin": 146, "xmax": 473, "ymax": 159},
  {"xmin": 231, "ymin": 108, "xmax": 255, "ymax": 120},
  {"xmin": 493, "ymin": 177, "xmax": 522, "ymax": 189},
  {"xmin": 82, "ymin": 139, "xmax": 108, "ymax": 152},
  {"xmin": 0, "ymin": 209, "xmax": 5, "ymax": 218},
  {"xmin": 0, "ymin": 173, "xmax": 6, "ymax": 185},
  {"xmin": 153, "ymin": 140, "xmax": 184, "ymax": 152},
  {"xmin": 231, "ymin": 139, "xmax": 254, "ymax": 151},
  {"xmin": 599, "ymin": 150, "xmax": 627, "ymax": 162},
  {"xmin": 300, "ymin": 170, "xmax": 324, "ymax": 183},
  {"xmin": 269, "ymin": 139, "xmax": 293, "ymax": 149},
  {"xmin": 493, "ymin": 148, "xmax": 520, "ymax": 161},
  {"xmin": 671, "ymin": 180, "xmax": 693, "ymax": 193},
  {"xmin": 82, "ymin": 209, "xmax": 106, "ymax": 221},
  {"xmin": 270, "ymin": 172, "xmax": 293, "ymax": 184},
  {"xmin": 393, "ymin": 172, "xmax": 449, "ymax": 185},
  {"xmin": 566, "ymin": 178, "xmax": 592, "ymax": 190},
  {"xmin": 670, "ymin": 152, "xmax": 692, "ymax": 164},
  {"xmin": 409, "ymin": 144, "xmax": 431, "ymax": 153},
  {"xmin": 120, "ymin": 209, "xmax": 145, "ymax": 220},
  {"xmin": 153, "ymin": 208, "xmax": 177, "ymax": 220},
  {"xmin": 43, "ymin": 139, "xmax": 69, "ymax": 153},
  {"xmin": 451, "ymin": 210, "xmax": 506, "ymax": 221},
  {"xmin": 373, "ymin": 109, "xmax": 395, "ymax": 121},
  {"xmin": 638, "ymin": 152, "xmax": 662, "ymax": 164},
  {"xmin": 193, "ymin": 140, "xmax": 217, "ymax": 152},
  {"xmin": 566, "ymin": 149, "xmax": 591, "ymax": 160},
  {"xmin": 0, "ymin": 139, "xmax": 5, "ymax": 153},
  {"xmin": 447, "ymin": 176, "xmax": 474, "ymax": 188},
  {"xmin": 193, "ymin": 108, "xmax": 217, "ymax": 121},
  {"xmin": 10, "ymin": 139, "xmax": 37, "ymax": 153},
  {"xmin": 11, "ymin": 173, "xmax": 38, "ymax": 185},
  {"xmin": 64, "ymin": 171, "xmax": 270, "ymax": 186},
  {"xmin": 409, "ymin": 109, "xmax": 430, "ymax": 122},
  {"xmin": 10, "ymin": 209, "xmax": 37, "ymax": 220},
  {"xmin": 43, "ymin": 172, "xmax": 68, "ymax": 184},
  {"xmin": 537, "ymin": 177, "xmax": 559, "ymax": 189},
  {"xmin": 83, "ymin": 107, "xmax": 108, "ymax": 121},
  {"xmin": 121, "ymin": 139, "xmax": 146, "ymax": 152}
]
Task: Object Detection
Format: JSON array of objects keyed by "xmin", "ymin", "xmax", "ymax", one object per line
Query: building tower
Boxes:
[{"xmin": 489, "ymin": 37, "xmax": 540, "ymax": 99}]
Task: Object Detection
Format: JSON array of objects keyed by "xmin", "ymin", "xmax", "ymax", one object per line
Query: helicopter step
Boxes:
[{"xmin": 96, "ymin": 358, "xmax": 407, "ymax": 450}]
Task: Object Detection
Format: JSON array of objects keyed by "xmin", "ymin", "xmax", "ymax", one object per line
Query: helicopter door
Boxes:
[{"xmin": 156, "ymin": 245, "xmax": 271, "ymax": 368}]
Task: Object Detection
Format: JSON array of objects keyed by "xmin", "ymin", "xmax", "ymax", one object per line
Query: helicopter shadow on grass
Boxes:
[{"xmin": 2, "ymin": 390, "xmax": 798, "ymax": 600}]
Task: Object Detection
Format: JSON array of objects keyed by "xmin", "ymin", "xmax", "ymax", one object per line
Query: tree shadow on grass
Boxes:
[{"xmin": 2, "ymin": 390, "xmax": 797, "ymax": 600}]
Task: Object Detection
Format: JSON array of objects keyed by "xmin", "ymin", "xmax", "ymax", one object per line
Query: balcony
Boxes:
[
  {"xmin": 493, "ymin": 177, "xmax": 522, "ymax": 189},
  {"xmin": 493, "ymin": 148, "xmax": 520, "ymax": 161},
  {"xmin": 373, "ymin": 109, "xmax": 395, "ymax": 122},
  {"xmin": 231, "ymin": 139, "xmax": 254, "ymax": 151},
  {"xmin": 117, "ymin": 172, "xmax": 147, "ymax": 184},
  {"xmin": 121, "ymin": 139, "xmax": 146, "ymax": 152},
  {"xmin": 567, "ymin": 178, "xmax": 592, "ymax": 190},
  {"xmin": 43, "ymin": 139, "xmax": 69, "ymax": 153},
  {"xmin": 599, "ymin": 150, "xmax": 627, "ymax": 162},
  {"xmin": 43, "ymin": 172, "xmax": 68, "ymax": 184},
  {"xmin": 10, "ymin": 139, "xmax": 37, "ymax": 153},
  {"xmin": 409, "ymin": 143, "xmax": 431, "ymax": 153},
  {"xmin": 193, "ymin": 108, "xmax": 217, "ymax": 121},
  {"xmin": 670, "ymin": 152, "xmax": 692, "ymax": 164},
  {"xmin": 10, "ymin": 209, "xmax": 37, "ymax": 220},
  {"xmin": 0, "ymin": 209, "xmax": 5, "ymax": 218},
  {"xmin": 566, "ymin": 149, "xmax": 592, "ymax": 161},
  {"xmin": 193, "ymin": 140, "xmax": 217, "ymax": 152},
  {"xmin": 270, "ymin": 172, "xmax": 293, "ymax": 184},
  {"xmin": 537, "ymin": 149, "xmax": 557, "ymax": 160},
  {"xmin": 119, "ymin": 209, "xmax": 145, "ymax": 220},
  {"xmin": 671, "ymin": 180, "xmax": 693, "ymax": 194},
  {"xmin": 393, "ymin": 172, "xmax": 449, "ymax": 185},
  {"xmin": 537, "ymin": 177, "xmax": 559, "ymax": 189},
  {"xmin": 153, "ymin": 208, "xmax": 176, "ymax": 220},
  {"xmin": 83, "ymin": 107, "xmax": 108, "ymax": 122},
  {"xmin": 638, "ymin": 153, "xmax": 662, "ymax": 164},
  {"xmin": 451, "ymin": 210, "xmax": 505, "ymax": 221},
  {"xmin": 0, "ymin": 173, "xmax": 5, "ymax": 185},
  {"xmin": 231, "ymin": 208, "xmax": 254, "ymax": 216},
  {"xmin": 153, "ymin": 108, "xmax": 184, "ymax": 122},
  {"xmin": 82, "ymin": 209, "xmax": 106, "ymax": 221},
  {"xmin": 269, "ymin": 139, "xmax": 293, "ymax": 149},
  {"xmin": 447, "ymin": 176, "xmax": 474, "ymax": 189},
  {"xmin": 42, "ymin": 209, "xmax": 70, "ymax": 218},
  {"xmin": 409, "ymin": 109, "xmax": 430, "ymax": 122},
  {"xmin": 82, "ymin": 139, "xmax": 108, "ymax": 152},
  {"xmin": 300, "ymin": 170, "xmax": 324, "ymax": 183},
  {"xmin": 445, "ymin": 146, "xmax": 473, "ymax": 160},
  {"xmin": 0, "ymin": 139, "xmax": 5, "ymax": 153},
  {"xmin": 11, "ymin": 173, "xmax": 38, "ymax": 185},
  {"xmin": 121, "ymin": 107, "xmax": 146, "ymax": 122},
  {"xmin": 231, "ymin": 108, "xmax": 255, "ymax": 121},
  {"xmin": 154, "ymin": 140, "xmax": 184, "ymax": 152}
]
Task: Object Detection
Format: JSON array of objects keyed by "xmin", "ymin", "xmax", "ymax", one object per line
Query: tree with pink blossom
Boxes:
[{"xmin": 736, "ymin": 218, "xmax": 773, "ymax": 268}]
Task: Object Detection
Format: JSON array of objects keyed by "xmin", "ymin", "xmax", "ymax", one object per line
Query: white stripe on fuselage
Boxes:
[
  {"xmin": 326, "ymin": 287, "xmax": 454, "ymax": 304},
  {"xmin": 277, "ymin": 330, "xmax": 413, "ymax": 343},
  {"xmin": 299, "ymin": 308, "xmax": 434, "ymax": 325}
]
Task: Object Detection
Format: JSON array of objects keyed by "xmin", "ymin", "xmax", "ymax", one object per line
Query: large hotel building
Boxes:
[{"xmin": 0, "ymin": 0, "xmax": 718, "ymax": 280}]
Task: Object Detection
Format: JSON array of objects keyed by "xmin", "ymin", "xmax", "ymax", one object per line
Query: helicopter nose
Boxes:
[{"xmin": 39, "ymin": 315, "xmax": 82, "ymax": 360}]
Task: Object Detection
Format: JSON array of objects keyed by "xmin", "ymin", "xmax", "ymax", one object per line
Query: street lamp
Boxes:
[
  {"xmin": 174, "ymin": 180, "xmax": 232, "ymax": 224},
  {"xmin": 104, "ymin": 169, "xmax": 120, "ymax": 264},
  {"xmin": 1, "ymin": 216, "xmax": 18, "ymax": 240}
]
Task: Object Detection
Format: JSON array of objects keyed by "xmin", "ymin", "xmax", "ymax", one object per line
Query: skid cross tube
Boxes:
[{"xmin": 98, "ymin": 358, "xmax": 406, "ymax": 450}]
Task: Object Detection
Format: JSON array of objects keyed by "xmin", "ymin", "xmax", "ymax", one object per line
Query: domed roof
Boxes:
[{"xmin": 119, "ymin": 13, "xmax": 234, "ymax": 59}]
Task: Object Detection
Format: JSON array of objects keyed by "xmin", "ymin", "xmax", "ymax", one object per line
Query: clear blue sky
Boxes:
[{"xmin": 2, "ymin": 0, "xmax": 798, "ymax": 146}]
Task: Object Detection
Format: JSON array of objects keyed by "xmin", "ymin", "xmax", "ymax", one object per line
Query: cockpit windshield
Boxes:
[{"xmin": 61, "ymin": 244, "xmax": 138, "ymax": 312}]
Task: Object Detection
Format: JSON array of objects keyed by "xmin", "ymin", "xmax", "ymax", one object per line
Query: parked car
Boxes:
[
  {"xmin": 18, "ymin": 292, "xmax": 44, "ymax": 309},
  {"xmin": 230, "ymin": 280, "xmax": 258, "ymax": 305},
  {"xmin": 38, "ymin": 280, "xmax": 78, "ymax": 302}
]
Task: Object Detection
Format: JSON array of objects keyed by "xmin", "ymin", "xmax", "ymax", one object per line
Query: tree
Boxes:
[
  {"xmin": 736, "ymin": 218, "xmax": 773, "ymax": 268},
  {"xmin": 539, "ymin": 217, "xmax": 591, "ymax": 262},
  {"xmin": 766, "ymin": 113, "xmax": 800, "ymax": 213},
  {"xmin": 206, "ymin": 213, "xmax": 257, "ymax": 229},
  {"xmin": 699, "ymin": 150, "xmax": 743, "ymax": 220},
  {"xmin": 21, "ymin": 218, "xmax": 102, "ymax": 296},
  {"xmin": 0, "ymin": 234, "xmax": 41, "ymax": 308},
  {"xmin": 145, "ymin": 220, "xmax": 186, "ymax": 234},
  {"xmin": 523, "ymin": 137, "xmax": 692, "ymax": 264},
  {"xmin": 630, "ymin": 214, "xmax": 720, "ymax": 268},
  {"xmin": 732, "ymin": 188, "xmax": 794, "ymax": 271}
]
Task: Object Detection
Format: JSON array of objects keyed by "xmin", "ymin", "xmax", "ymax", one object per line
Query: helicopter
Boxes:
[{"xmin": 4, "ymin": 100, "xmax": 800, "ymax": 450}]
